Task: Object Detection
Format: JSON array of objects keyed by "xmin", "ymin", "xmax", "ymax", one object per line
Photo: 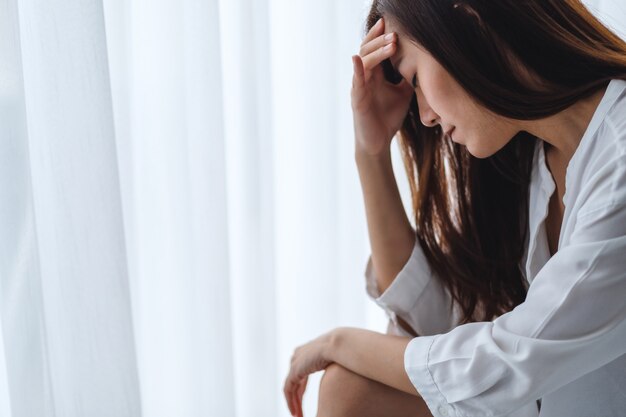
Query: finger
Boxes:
[
  {"xmin": 352, "ymin": 55, "xmax": 365, "ymax": 89},
  {"xmin": 283, "ymin": 382, "xmax": 295, "ymax": 416},
  {"xmin": 294, "ymin": 389, "xmax": 302, "ymax": 417},
  {"xmin": 296, "ymin": 378, "xmax": 308, "ymax": 417},
  {"xmin": 351, "ymin": 55, "xmax": 374, "ymax": 112},
  {"xmin": 285, "ymin": 391, "xmax": 294, "ymax": 416},
  {"xmin": 359, "ymin": 32, "xmax": 395, "ymax": 57},
  {"xmin": 361, "ymin": 42, "xmax": 397, "ymax": 76},
  {"xmin": 297, "ymin": 377, "xmax": 308, "ymax": 400},
  {"xmin": 361, "ymin": 17, "xmax": 385, "ymax": 46}
]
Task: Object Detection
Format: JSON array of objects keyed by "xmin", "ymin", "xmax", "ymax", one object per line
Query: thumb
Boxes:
[{"xmin": 352, "ymin": 55, "xmax": 365, "ymax": 88}]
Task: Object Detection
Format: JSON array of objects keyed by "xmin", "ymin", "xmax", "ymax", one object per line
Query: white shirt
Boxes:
[{"xmin": 365, "ymin": 79, "xmax": 626, "ymax": 417}]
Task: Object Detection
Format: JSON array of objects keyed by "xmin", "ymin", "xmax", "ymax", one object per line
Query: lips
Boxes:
[{"xmin": 444, "ymin": 127, "xmax": 455, "ymax": 139}]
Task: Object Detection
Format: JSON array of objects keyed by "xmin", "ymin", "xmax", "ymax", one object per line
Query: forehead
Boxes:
[
  {"xmin": 383, "ymin": 20, "xmax": 402, "ymax": 67},
  {"xmin": 383, "ymin": 19, "xmax": 416, "ymax": 70}
]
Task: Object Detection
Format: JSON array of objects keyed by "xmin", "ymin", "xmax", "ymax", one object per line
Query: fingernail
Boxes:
[
  {"xmin": 384, "ymin": 44, "xmax": 393, "ymax": 51},
  {"xmin": 385, "ymin": 33, "xmax": 394, "ymax": 41}
]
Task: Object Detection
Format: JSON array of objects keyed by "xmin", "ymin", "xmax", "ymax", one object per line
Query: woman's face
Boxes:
[{"xmin": 384, "ymin": 19, "xmax": 520, "ymax": 158}]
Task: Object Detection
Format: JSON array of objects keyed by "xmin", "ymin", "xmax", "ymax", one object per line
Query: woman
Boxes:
[{"xmin": 284, "ymin": 1, "xmax": 626, "ymax": 416}]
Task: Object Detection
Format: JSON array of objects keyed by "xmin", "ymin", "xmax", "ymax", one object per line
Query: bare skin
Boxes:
[
  {"xmin": 316, "ymin": 363, "xmax": 432, "ymax": 417},
  {"xmin": 352, "ymin": 16, "xmax": 416, "ymax": 296},
  {"xmin": 545, "ymin": 143, "xmax": 568, "ymax": 256}
]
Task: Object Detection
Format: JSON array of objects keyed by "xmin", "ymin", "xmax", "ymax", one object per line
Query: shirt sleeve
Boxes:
[
  {"xmin": 404, "ymin": 201, "xmax": 626, "ymax": 417},
  {"xmin": 365, "ymin": 241, "xmax": 460, "ymax": 336}
]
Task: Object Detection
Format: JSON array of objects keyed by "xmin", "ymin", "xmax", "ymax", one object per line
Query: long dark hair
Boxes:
[{"xmin": 365, "ymin": 0, "xmax": 626, "ymax": 323}]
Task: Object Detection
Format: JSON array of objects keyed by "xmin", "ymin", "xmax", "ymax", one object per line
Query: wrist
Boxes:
[
  {"xmin": 355, "ymin": 146, "xmax": 392, "ymax": 166},
  {"xmin": 324, "ymin": 327, "xmax": 345, "ymax": 363},
  {"xmin": 354, "ymin": 134, "xmax": 393, "ymax": 159}
]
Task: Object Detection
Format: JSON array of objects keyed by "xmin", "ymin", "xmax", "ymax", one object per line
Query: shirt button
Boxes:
[{"xmin": 438, "ymin": 406, "xmax": 449, "ymax": 416}]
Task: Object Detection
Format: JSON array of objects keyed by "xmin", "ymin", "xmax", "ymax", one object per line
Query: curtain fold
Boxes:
[
  {"xmin": 0, "ymin": 0, "xmax": 141, "ymax": 416},
  {"xmin": 219, "ymin": 0, "xmax": 278, "ymax": 415},
  {"xmin": 103, "ymin": 0, "xmax": 237, "ymax": 415},
  {"xmin": 0, "ymin": 0, "xmax": 407, "ymax": 414},
  {"xmin": 0, "ymin": 1, "xmax": 50, "ymax": 415},
  {"xmin": 267, "ymin": 0, "xmax": 380, "ymax": 412}
]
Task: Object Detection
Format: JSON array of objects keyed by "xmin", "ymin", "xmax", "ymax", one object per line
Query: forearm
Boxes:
[
  {"xmin": 356, "ymin": 148, "xmax": 416, "ymax": 293},
  {"xmin": 326, "ymin": 327, "xmax": 419, "ymax": 396}
]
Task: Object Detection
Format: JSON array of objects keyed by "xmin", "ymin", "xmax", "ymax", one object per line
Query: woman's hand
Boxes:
[
  {"xmin": 351, "ymin": 17, "xmax": 415, "ymax": 157},
  {"xmin": 283, "ymin": 331, "xmax": 334, "ymax": 417}
]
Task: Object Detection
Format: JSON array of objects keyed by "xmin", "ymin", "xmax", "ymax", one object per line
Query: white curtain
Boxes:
[
  {"xmin": 103, "ymin": 0, "xmax": 388, "ymax": 415},
  {"xmin": 1, "ymin": 0, "xmax": 387, "ymax": 416},
  {"xmin": 0, "ymin": 0, "xmax": 623, "ymax": 416},
  {"xmin": 0, "ymin": 0, "xmax": 140, "ymax": 416}
]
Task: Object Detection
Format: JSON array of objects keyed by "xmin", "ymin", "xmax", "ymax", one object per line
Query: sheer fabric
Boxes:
[{"xmin": 1, "ymin": 0, "xmax": 379, "ymax": 416}]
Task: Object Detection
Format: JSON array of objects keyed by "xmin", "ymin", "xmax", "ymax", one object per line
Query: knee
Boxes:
[{"xmin": 316, "ymin": 364, "xmax": 372, "ymax": 417}]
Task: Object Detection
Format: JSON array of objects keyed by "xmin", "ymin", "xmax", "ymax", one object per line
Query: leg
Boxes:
[{"xmin": 316, "ymin": 363, "xmax": 433, "ymax": 417}]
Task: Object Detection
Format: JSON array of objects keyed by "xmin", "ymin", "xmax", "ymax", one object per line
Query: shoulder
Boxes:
[
  {"xmin": 566, "ymin": 80, "xmax": 626, "ymax": 214},
  {"xmin": 560, "ymin": 80, "xmax": 626, "ymax": 243},
  {"xmin": 596, "ymin": 79, "xmax": 626, "ymax": 154}
]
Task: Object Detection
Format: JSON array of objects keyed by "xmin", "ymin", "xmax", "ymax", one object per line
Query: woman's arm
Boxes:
[
  {"xmin": 284, "ymin": 327, "xmax": 418, "ymax": 416},
  {"xmin": 357, "ymin": 149, "xmax": 416, "ymax": 294},
  {"xmin": 350, "ymin": 19, "xmax": 417, "ymax": 295},
  {"xmin": 327, "ymin": 327, "xmax": 418, "ymax": 395}
]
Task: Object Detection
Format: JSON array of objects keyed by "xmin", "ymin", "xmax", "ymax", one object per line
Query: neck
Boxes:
[{"xmin": 520, "ymin": 85, "xmax": 608, "ymax": 163}]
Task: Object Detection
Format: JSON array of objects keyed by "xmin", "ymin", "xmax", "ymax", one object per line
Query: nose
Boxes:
[{"xmin": 416, "ymin": 91, "xmax": 439, "ymax": 128}]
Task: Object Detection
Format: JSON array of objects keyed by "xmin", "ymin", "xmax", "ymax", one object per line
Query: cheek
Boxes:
[
  {"xmin": 429, "ymin": 82, "xmax": 458, "ymax": 113},
  {"xmin": 417, "ymin": 65, "xmax": 458, "ymax": 114},
  {"xmin": 470, "ymin": 118, "xmax": 519, "ymax": 157},
  {"xmin": 429, "ymin": 81, "xmax": 471, "ymax": 122}
]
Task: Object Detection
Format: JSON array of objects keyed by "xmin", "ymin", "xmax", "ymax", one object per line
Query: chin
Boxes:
[
  {"xmin": 465, "ymin": 143, "xmax": 496, "ymax": 159},
  {"xmin": 464, "ymin": 135, "xmax": 511, "ymax": 159}
]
